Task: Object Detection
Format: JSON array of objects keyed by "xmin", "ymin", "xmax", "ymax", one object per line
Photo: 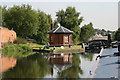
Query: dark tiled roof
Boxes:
[{"xmin": 48, "ymin": 26, "xmax": 73, "ymax": 34}]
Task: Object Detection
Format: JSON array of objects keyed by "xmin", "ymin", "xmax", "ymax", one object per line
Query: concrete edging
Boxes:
[
  {"xmin": 53, "ymin": 48, "xmax": 85, "ymax": 54},
  {"xmin": 89, "ymin": 48, "xmax": 104, "ymax": 79}
]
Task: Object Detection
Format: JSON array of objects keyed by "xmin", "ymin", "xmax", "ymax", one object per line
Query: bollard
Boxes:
[
  {"xmin": 107, "ymin": 33, "xmax": 112, "ymax": 48},
  {"xmin": 114, "ymin": 41, "xmax": 120, "ymax": 56},
  {"xmin": 118, "ymin": 41, "xmax": 120, "ymax": 52}
]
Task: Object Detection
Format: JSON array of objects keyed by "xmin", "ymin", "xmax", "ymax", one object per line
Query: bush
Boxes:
[
  {"xmin": 14, "ymin": 37, "xmax": 28, "ymax": 44},
  {"xmin": 21, "ymin": 46, "xmax": 32, "ymax": 51}
]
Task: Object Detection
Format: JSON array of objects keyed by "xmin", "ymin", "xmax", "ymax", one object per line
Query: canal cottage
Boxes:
[{"xmin": 48, "ymin": 25, "xmax": 73, "ymax": 46}]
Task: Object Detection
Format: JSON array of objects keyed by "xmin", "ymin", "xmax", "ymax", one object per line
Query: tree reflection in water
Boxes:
[
  {"xmin": 58, "ymin": 53, "xmax": 94, "ymax": 78},
  {"xmin": 58, "ymin": 54, "xmax": 83, "ymax": 78},
  {"xmin": 80, "ymin": 53, "xmax": 94, "ymax": 61},
  {"xmin": 2, "ymin": 53, "xmax": 51, "ymax": 78}
]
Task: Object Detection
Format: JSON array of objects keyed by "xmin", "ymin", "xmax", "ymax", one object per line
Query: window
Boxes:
[{"xmin": 64, "ymin": 35, "xmax": 69, "ymax": 43}]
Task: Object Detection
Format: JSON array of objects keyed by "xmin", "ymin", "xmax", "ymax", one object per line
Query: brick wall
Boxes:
[
  {"xmin": 49, "ymin": 34, "xmax": 72, "ymax": 46},
  {"xmin": 0, "ymin": 27, "xmax": 17, "ymax": 48}
]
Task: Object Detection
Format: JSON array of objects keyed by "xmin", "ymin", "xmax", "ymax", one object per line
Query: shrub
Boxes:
[
  {"xmin": 14, "ymin": 37, "xmax": 28, "ymax": 44},
  {"xmin": 3, "ymin": 44, "xmax": 32, "ymax": 52},
  {"xmin": 21, "ymin": 46, "xmax": 32, "ymax": 51}
]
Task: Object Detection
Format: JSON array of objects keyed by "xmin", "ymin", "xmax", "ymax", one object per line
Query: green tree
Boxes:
[
  {"xmin": 1, "ymin": 6, "xmax": 7, "ymax": 26},
  {"xmin": 56, "ymin": 7, "xmax": 83, "ymax": 43},
  {"xmin": 3, "ymin": 4, "xmax": 38, "ymax": 38},
  {"xmin": 114, "ymin": 28, "xmax": 120, "ymax": 41},
  {"xmin": 80, "ymin": 23, "xmax": 95, "ymax": 42},
  {"xmin": 31, "ymin": 11, "xmax": 52, "ymax": 44},
  {"xmin": 0, "ymin": 6, "xmax": 2, "ymax": 26}
]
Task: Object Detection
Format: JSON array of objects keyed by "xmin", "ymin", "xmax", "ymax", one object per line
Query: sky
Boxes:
[{"xmin": 0, "ymin": 0, "xmax": 119, "ymax": 31}]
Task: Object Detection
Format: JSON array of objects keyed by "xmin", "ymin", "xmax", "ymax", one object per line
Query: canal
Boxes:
[
  {"xmin": 94, "ymin": 48, "xmax": 119, "ymax": 79},
  {"xmin": 0, "ymin": 51, "xmax": 99, "ymax": 79}
]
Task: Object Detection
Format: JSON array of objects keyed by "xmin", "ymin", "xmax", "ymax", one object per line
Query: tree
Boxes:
[
  {"xmin": 56, "ymin": 7, "xmax": 83, "ymax": 43},
  {"xmin": 114, "ymin": 28, "xmax": 120, "ymax": 41},
  {"xmin": 1, "ymin": 6, "xmax": 7, "ymax": 26},
  {"xmin": 0, "ymin": 6, "xmax": 2, "ymax": 26},
  {"xmin": 32, "ymin": 11, "xmax": 52, "ymax": 44},
  {"xmin": 80, "ymin": 23, "xmax": 95, "ymax": 42},
  {"xmin": 3, "ymin": 4, "xmax": 39, "ymax": 38}
]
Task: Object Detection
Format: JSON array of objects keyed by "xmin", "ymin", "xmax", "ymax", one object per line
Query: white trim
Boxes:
[
  {"xmin": 53, "ymin": 26, "xmax": 60, "ymax": 33},
  {"xmin": 61, "ymin": 26, "xmax": 65, "ymax": 33},
  {"xmin": 64, "ymin": 27, "xmax": 73, "ymax": 33}
]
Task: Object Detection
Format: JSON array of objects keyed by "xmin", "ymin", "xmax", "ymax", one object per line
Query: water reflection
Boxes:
[
  {"xmin": 0, "ymin": 54, "xmax": 16, "ymax": 73},
  {"xmin": 1, "ymin": 52, "xmax": 96, "ymax": 78},
  {"xmin": 58, "ymin": 54, "xmax": 83, "ymax": 78},
  {"xmin": 80, "ymin": 53, "xmax": 94, "ymax": 61},
  {"xmin": 49, "ymin": 53, "xmax": 72, "ymax": 64},
  {"xmin": 48, "ymin": 53, "xmax": 73, "ymax": 78},
  {"xmin": 2, "ymin": 53, "xmax": 51, "ymax": 78}
]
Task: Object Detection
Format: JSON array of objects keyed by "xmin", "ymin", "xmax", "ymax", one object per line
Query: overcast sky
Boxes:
[{"xmin": 0, "ymin": 0, "xmax": 119, "ymax": 31}]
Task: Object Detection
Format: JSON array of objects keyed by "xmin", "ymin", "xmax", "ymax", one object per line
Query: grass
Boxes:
[
  {"xmin": 3, "ymin": 43, "xmax": 32, "ymax": 52},
  {"xmin": 3, "ymin": 51, "xmax": 33, "ymax": 58},
  {"xmin": 2, "ymin": 42, "xmax": 83, "ymax": 57},
  {"xmin": 32, "ymin": 43, "xmax": 82, "ymax": 50},
  {"xmin": 2, "ymin": 43, "xmax": 33, "ymax": 58},
  {"xmin": 48, "ymin": 45, "xmax": 82, "ymax": 50}
]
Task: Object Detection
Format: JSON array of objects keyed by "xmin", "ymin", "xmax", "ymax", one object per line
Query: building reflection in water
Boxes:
[
  {"xmin": 48, "ymin": 53, "xmax": 73, "ymax": 78},
  {"xmin": 0, "ymin": 54, "xmax": 17, "ymax": 73},
  {"xmin": 49, "ymin": 53, "xmax": 72, "ymax": 64}
]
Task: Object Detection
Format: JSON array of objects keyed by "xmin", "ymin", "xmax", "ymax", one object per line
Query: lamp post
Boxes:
[
  {"xmin": 118, "ymin": 40, "xmax": 120, "ymax": 52},
  {"xmin": 107, "ymin": 33, "xmax": 112, "ymax": 48}
]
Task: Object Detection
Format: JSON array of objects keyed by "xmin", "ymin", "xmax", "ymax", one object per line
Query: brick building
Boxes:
[
  {"xmin": 48, "ymin": 26, "xmax": 73, "ymax": 46},
  {"xmin": 0, "ymin": 27, "xmax": 17, "ymax": 48}
]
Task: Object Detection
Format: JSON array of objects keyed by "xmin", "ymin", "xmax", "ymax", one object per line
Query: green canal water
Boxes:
[{"xmin": 0, "ymin": 51, "xmax": 99, "ymax": 79}]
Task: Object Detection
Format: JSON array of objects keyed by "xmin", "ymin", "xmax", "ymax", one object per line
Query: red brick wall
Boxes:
[
  {"xmin": 49, "ymin": 34, "xmax": 64, "ymax": 45},
  {"xmin": 49, "ymin": 33, "xmax": 72, "ymax": 46},
  {"xmin": 0, "ymin": 27, "xmax": 17, "ymax": 45}
]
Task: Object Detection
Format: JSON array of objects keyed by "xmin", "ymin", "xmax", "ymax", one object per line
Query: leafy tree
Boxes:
[
  {"xmin": 56, "ymin": 7, "xmax": 83, "ymax": 43},
  {"xmin": 0, "ymin": 6, "xmax": 2, "ymax": 26},
  {"xmin": 3, "ymin": 4, "xmax": 39, "ymax": 38},
  {"xmin": 1, "ymin": 6, "xmax": 7, "ymax": 26},
  {"xmin": 80, "ymin": 23, "xmax": 95, "ymax": 42},
  {"xmin": 114, "ymin": 28, "xmax": 120, "ymax": 41},
  {"xmin": 31, "ymin": 11, "xmax": 52, "ymax": 44}
]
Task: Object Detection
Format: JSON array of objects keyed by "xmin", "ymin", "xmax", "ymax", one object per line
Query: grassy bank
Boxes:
[
  {"xmin": 3, "ymin": 51, "xmax": 33, "ymax": 58},
  {"xmin": 3, "ymin": 42, "xmax": 82, "ymax": 52},
  {"xmin": 32, "ymin": 44, "xmax": 82, "ymax": 50},
  {"xmin": 3, "ymin": 43, "xmax": 32, "ymax": 52},
  {"xmin": 47, "ymin": 45, "xmax": 82, "ymax": 50}
]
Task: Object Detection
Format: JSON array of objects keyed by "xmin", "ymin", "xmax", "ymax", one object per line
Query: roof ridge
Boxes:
[
  {"xmin": 53, "ymin": 26, "xmax": 60, "ymax": 33},
  {"xmin": 61, "ymin": 26, "xmax": 65, "ymax": 33},
  {"xmin": 48, "ymin": 25, "xmax": 73, "ymax": 34},
  {"xmin": 63, "ymin": 27, "xmax": 73, "ymax": 32}
]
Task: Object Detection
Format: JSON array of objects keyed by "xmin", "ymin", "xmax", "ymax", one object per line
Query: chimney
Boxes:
[{"xmin": 50, "ymin": 20, "xmax": 54, "ymax": 30}]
